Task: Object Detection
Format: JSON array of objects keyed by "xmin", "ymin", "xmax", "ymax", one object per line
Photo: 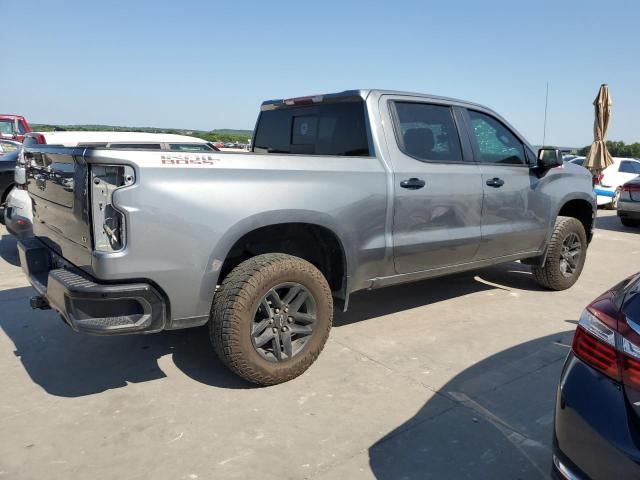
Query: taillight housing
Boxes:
[
  {"xmin": 90, "ymin": 165, "xmax": 135, "ymax": 252},
  {"xmin": 573, "ymin": 307, "xmax": 640, "ymax": 390},
  {"xmin": 31, "ymin": 133, "xmax": 46, "ymax": 144},
  {"xmin": 594, "ymin": 173, "xmax": 604, "ymax": 186},
  {"xmin": 620, "ymin": 182, "xmax": 640, "ymax": 202}
]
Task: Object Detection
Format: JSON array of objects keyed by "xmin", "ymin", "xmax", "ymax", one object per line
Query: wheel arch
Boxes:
[
  {"xmin": 207, "ymin": 210, "xmax": 351, "ymax": 301},
  {"xmin": 1, "ymin": 182, "xmax": 14, "ymax": 204},
  {"xmin": 556, "ymin": 195, "xmax": 596, "ymax": 243}
]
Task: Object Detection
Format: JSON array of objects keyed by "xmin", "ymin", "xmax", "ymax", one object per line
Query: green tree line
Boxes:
[
  {"xmin": 30, "ymin": 124, "xmax": 252, "ymax": 144},
  {"xmin": 578, "ymin": 141, "xmax": 640, "ymax": 158}
]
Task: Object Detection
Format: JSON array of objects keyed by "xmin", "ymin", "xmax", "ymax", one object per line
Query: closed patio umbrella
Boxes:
[{"xmin": 584, "ymin": 84, "xmax": 614, "ymax": 178}]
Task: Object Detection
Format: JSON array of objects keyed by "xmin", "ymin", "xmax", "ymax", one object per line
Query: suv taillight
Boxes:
[
  {"xmin": 90, "ymin": 165, "xmax": 135, "ymax": 252},
  {"xmin": 573, "ymin": 308, "xmax": 640, "ymax": 389},
  {"xmin": 595, "ymin": 173, "xmax": 604, "ymax": 185}
]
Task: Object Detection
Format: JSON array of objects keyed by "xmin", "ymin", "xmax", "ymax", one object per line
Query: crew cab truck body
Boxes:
[{"xmin": 18, "ymin": 90, "xmax": 596, "ymax": 385}]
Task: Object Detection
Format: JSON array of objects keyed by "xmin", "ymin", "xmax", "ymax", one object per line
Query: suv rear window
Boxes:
[
  {"xmin": 253, "ymin": 101, "xmax": 371, "ymax": 156},
  {"xmin": 620, "ymin": 161, "xmax": 640, "ymax": 174}
]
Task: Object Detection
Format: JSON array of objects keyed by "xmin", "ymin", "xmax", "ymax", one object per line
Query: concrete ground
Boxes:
[{"xmin": 0, "ymin": 211, "xmax": 638, "ymax": 480}]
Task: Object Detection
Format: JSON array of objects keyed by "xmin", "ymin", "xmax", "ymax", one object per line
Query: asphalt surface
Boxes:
[{"xmin": 0, "ymin": 210, "xmax": 638, "ymax": 480}]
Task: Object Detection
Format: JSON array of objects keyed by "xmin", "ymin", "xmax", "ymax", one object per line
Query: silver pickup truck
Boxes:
[{"xmin": 17, "ymin": 89, "xmax": 595, "ymax": 385}]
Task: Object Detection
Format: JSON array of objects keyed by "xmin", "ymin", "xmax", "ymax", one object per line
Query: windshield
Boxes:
[{"xmin": 0, "ymin": 120, "xmax": 16, "ymax": 135}]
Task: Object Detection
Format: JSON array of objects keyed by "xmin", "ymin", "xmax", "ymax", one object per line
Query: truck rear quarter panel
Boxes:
[{"xmin": 87, "ymin": 150, "xmax": 388, "ymax": 324}]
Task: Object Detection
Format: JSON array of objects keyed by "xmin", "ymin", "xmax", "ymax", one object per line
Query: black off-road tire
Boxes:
[
  {"xmin": 210, "ymin": 253, "xmax": 333, "ymax": 386},
  {"xmin": 532, "ymin": 216, "xmax": 588, "ymax": 291},
  {"xmin": 621, "ymin": 217, "xmax": 640, "ymax": 228}
]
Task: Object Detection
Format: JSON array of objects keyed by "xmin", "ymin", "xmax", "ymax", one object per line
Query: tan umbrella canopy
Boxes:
[{"xmin": 584, "ymin": 84, "xmax": 614, "ymax": 176}]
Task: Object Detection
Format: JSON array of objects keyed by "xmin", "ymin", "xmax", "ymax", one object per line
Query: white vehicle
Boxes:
[
  {"xmin": 593, "ymin": 157, "xmax": 640, "ymax": 207},
  {"xmin": 21, "ymin": 131, "xmax": 219, "ymax": 151},
  {"xmin": 5, "ymin": 131, "xmax": 217, "ymax": 237}
]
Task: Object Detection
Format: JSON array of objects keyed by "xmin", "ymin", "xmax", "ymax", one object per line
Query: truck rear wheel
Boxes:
[
  {"xmin": 531, "ymin": 216, "xmax": 587, "ymax": 290},
  {"xmin": 210, "ymin": 253, "xmax": 333, "ymax": 385}
]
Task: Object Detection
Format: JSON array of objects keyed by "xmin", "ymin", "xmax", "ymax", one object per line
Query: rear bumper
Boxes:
[
  {"xmin": 553, "ymin": 353, "xmax": 640, "ymax": 479},
  {"xmin": 618, "ymin": 200, "xmax": 640, "ymax": 219},
  {"xmin": 3, "ymin": 188, "xmax": 33, "ymax": 238},
  {"xmin": 4, "ymin": 207, "xmax": 33, "ymax": 237},
  {"xmin": 18, "ymin": 238, "xmax": 166, "ymax": 335}
]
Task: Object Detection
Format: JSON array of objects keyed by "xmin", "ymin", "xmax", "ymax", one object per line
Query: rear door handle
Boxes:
[
  {"xmin": 486, "ymin": 177, "xmax": 505, "ymax": 188},
  {"xmin": 400, "ymin": 178, "xmax": 426, "ymax": 190}
]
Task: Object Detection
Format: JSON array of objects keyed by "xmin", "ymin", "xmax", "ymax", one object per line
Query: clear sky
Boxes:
[{"xmin": 3, "ymin": 0, "xmax": 638, "ymax": 146}]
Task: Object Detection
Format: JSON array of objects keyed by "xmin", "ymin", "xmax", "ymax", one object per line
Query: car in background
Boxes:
[
  {"xmin": 593, "ymin": 157, "xmax": 640, "ymax": 208},
  {"xmin": 617, "ymin": 178, "xmax": 640, "ymax": 228},
  {"xmin": 566, "ymin": 156, "xmax": 585, "ymax": 167},
  {"xmin": 0, "ymin": 142, "xmax": 21, "ymax": 227},
  {"xmin": 0, "ymin": 115, "xmax": 31, "ymax": 143},
  {"xmin": 22, "ymin": 131, "xmax": 220, "ymax": 151},
  {"xmin": 5, "ymin": 131, "xmax": 222, "ymax": 238},
  {"xmin": 0, "ymin": 139, "xmax": 21, "ymax": 154},
  {"xmin": 553, "ymin": 272, "xmax": 640, "ymax": 480}
]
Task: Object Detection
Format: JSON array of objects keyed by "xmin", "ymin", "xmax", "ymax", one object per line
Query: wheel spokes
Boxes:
[
  {"xmin": 289, "ymin": 324, "xmax": 313, "ymax": 335},
  {"xmin": 292, "ymin": 312, "xmax": 315, "ymax": 324},
  {"xmin": 282, "ymin": 285, "xmax": 302, "ymax": 305},
  {"xmin": 266, "ymin": 288, "xmax": 283, "ymax": 309},
  {"xmin": 281, "ymin": 329, "xmax": 293, "ymax": 358},
  {"xmin": 254, "ymin": 327, "xmax": 275, "ymax": 348},
  {"xmin": 289, "ymin": 290, "xmax": 308, "ymax": 313},
  {"xmin": 250, "ymin": 282, "xmax": 317, "ymax": 363},
  {"xmin": 252, "ymin": 318, "xmax": 271, "ymax": 336}
]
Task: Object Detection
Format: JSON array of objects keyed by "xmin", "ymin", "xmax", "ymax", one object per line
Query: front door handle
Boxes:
[
  {"xmin": 486, "ymin": 177, "xmax": 505, "ymax": 188},
  {"xmin": 400, "ymin": 178, "xmax": 426, "ymax": 190}
]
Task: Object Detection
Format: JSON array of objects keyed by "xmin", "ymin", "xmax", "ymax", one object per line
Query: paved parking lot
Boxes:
[{"xmin": 0, "ymin": 211, "xmax": 638, "ymax": 480}]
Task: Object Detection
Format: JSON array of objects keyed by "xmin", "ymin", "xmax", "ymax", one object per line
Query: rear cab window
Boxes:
[
  {"xmin": 253, "ymin": 100, "xmax": 371, "ymax": 156},
  {"xmin": 107, "ymin": 143, "xmax": 162, "ymax": 150}
]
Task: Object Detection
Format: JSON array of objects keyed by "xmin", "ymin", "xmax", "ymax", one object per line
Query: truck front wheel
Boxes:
[
  {"xmin": 532, "ymin": 216, "xmax": 587, "ymax": 290},
  {"xmin": 210, "ymin": 253, "xmax": 333, "ymax": 385}
]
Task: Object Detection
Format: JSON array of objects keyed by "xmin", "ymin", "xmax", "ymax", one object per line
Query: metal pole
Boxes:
[{"xmin": 542, "ymin": 81, "xmax": 549, "ymax": 146}]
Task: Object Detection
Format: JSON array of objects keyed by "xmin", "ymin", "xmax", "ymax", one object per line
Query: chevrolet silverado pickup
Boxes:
[{"xmin": 17, "ymin": 89, "xmax": 596, "ymax": 385}]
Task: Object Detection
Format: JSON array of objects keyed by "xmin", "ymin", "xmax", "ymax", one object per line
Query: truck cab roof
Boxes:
[{"xmin": 261, "ymin": 89, "xmax": 492, "ymax": 113}]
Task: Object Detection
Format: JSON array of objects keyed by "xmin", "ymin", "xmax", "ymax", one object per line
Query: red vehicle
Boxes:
[{"xmin": 0, "ymin": 115, "xmax": 31, "ymax": 142}]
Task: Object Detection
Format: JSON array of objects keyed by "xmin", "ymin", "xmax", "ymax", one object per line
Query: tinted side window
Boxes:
[
  {"xmin": 468, "ymin": 110, "xmax": 525, "ymax": 165},
  {"xmin": 23, "ymin": 136, "xmax": 38, "ymax": 146},
  {"xmin": 253, "ymin": 101, "xmax": 371, "ymax": 156},
  {"xmin": 393, "ymin": 102, "xmax": 463, "ymax": 163},
  {"xmin": 619, "ymin": 161, "xmax": 640, "ymax": 174}
]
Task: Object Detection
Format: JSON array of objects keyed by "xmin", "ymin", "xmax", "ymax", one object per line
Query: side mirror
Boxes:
[{"xmin": 537, "ymin": 147, "xmax": 563, "ymax": 169}]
